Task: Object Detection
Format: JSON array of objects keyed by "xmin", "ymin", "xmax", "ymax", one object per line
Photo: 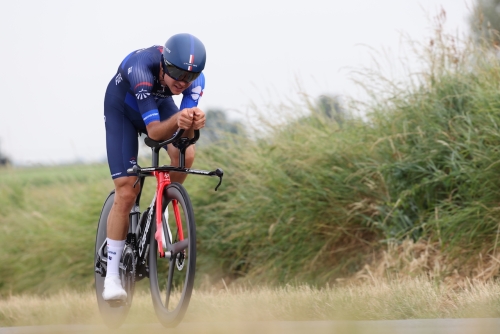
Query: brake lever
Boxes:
[
  {"xmin": 215, "ymin": 176, "xmax": 223, "ymax": 191},
  {"xmin": 214, "ymin": 168, "xmax": 224, "ymax": 191},
  {"xmin": 133, "ymin": 177, "xmax": 140, "ymax": 188},
  {"xmin": 130, "ymin": 165, "xmax": 141, "ymax": 188}
]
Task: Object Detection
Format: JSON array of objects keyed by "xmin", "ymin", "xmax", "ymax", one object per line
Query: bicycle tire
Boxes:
[
  {"xmin": 94, "ymin": 190, "xmax": 133, "ymax": 329},
  {"xmin": 149, "ymin": 182, "xmax": 197, "ymax": 328}
]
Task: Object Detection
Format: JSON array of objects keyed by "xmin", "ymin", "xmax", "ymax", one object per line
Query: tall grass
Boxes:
[
  {"xmin": 192, "ymin": 17, "xmax": 500, "ymax": 284},
  {"xmin": 191, "ymin": 111, "xmax": 383, "ymax": 284},
  {"xmin": 358, "ymin": 18, "xmax": 500, "ymax": 258}
]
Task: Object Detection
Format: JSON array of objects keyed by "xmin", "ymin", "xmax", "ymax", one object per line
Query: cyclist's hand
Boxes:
[
  {"xmin": 177, "ymin": 108, "xmax": 195, "ymax": 129},
  {"xmin": 192, "ymin": 108, "xmax": 206, "ymax": 130},
  {"xmin": 177, "ymin": 108, "xmax": 205, "ymax": 130}
]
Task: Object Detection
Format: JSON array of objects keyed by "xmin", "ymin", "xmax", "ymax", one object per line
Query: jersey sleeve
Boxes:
[
  {"xmin": 126, "ymin": 52, "xmax": 160, "ymax": 125},
  {"xmin": 180, "ymin": 73, "xmax": 206, "ymax": 110}
]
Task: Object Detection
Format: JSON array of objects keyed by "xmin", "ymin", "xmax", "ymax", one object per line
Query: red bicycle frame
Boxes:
[
  {"xmin": 127, "ymin": 129, "xmax": 222, "ymax": 258},
  {"xmin": 154, "ymin": 171, "xmax": 184, "ymax": 258}
]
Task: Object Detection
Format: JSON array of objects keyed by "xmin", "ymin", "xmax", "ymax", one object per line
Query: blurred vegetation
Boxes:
[
  {"xmin": 193, "ymin": 14, "xmax": 500, "ymax": 285},
  {"xmin": 0, "ymin": 139, "xmax": 10, "ymax": 167},
  {"xmin": 469, "ymin": 0, "xmax": 500, "ymax": 47},
  {"xmin": 199, "ymin": 109, "xmax": 246, "ymax": 147},
  {"xmin": 3, "ymin": 14, "xmax": 500, "ymax": 295},
  {"xmin": 0, "ymin": 164, "xmax": 110, "ymax": 295},
  {"xmin": 316, "ymin": 94, "xmax": 346, "ymax": 126}
]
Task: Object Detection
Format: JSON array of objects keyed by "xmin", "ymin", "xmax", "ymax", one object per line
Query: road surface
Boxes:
[{"xmin": 0, "ymin": 318, "xmax": 499, "ymax": 334}]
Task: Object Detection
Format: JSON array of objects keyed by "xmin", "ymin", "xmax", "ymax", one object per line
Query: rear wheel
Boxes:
[
  {"xmin": 149, "ymin": 182, "xmax": 196, "ymax": 328},
  {"xmin": 94, "ymin": 191, "xmax": 134, "ymax": 329}
]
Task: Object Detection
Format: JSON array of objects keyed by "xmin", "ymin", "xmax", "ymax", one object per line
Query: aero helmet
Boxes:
[{"xmin": 162, "ymin": 33, "xmax": 206, "ymax": 82}]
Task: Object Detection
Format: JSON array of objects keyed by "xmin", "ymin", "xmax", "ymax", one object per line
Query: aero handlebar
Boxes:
[{"xmin": 126, "ymin": 129, "xmax": 224, "ymax": 191}]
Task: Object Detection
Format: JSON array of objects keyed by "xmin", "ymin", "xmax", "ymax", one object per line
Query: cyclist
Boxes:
[{"xmin": 102, "ymin": 33, "xmax": 206, "ymax": 301}]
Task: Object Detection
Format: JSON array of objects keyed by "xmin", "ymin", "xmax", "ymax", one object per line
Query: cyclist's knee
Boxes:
[
  {"xmin": 184, "ymin": 146, "xmax": 195, "ymax": 167},
  {"xmin": 113, "ymin": 177, "xmax": 140, "ymax": 207},
  {"xmin": 168, "ymin": 145, "xmax": 195, "ymax": 167}
]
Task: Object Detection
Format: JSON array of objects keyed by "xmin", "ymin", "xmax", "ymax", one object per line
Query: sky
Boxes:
[{"xmin": 0, "ymin": 0, "xmax": 473, "ymax": 165}]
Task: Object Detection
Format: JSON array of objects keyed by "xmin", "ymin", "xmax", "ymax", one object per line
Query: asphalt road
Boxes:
[{"xmin": 1, "ymin": 318, "xmax": 499, "ymax": 334}]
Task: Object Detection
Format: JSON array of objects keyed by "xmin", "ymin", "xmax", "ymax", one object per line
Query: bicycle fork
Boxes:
[{"xmin": 154, "ymin": 172, "xmax": 187, "ymax": 259}]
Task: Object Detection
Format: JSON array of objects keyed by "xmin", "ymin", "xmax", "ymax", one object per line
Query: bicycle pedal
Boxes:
[{"xmin": 94, "ymin": 260, "xmax": 106, "ymax": 277}]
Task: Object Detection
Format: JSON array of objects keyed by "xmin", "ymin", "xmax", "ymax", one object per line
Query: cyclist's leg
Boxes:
[
  {"xmin": 103, "ymin": 176, "xmax": 139, "ymax": 301},
  {"xmin": 107, "ymin": 177, "xmax": 140, "ymax": 240},
  {"xmin": 105, "ymin": 97, "xmax": 143, "ymax": 231},
  {"xmin": 104, "ymin": 93, "xmax": 141, "ymax": 300}
]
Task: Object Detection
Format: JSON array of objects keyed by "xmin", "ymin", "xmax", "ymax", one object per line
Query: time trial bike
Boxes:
[{"xmin": 94, "ymin": 129, "xmax": 223, "ymax": 328}]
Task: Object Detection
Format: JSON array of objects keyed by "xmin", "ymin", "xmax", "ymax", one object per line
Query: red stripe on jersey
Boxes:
[{"xmin": 134, "ymin": 82, "xmax": 153, "ymax": 90}]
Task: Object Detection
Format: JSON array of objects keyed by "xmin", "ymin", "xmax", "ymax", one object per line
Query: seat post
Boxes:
[
  {"xmin": 152, "ymin": 147, "xmax": 161, "ymax": 167},
  {"xmin": 178, "ymin": 148, "xmax": 186, "ymax": 169}
]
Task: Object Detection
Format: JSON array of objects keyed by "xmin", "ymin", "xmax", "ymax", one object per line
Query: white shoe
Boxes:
[{"xmin": 102, "ymin": 276, "xmax": 127, "ymax": 301}]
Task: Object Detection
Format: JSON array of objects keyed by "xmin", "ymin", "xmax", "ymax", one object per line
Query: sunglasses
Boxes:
[{"xmin": 162, "ymin": 57, "xmax": 201, "ymax": 83}]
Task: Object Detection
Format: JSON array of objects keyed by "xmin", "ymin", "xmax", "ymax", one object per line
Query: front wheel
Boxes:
[{"xmin": 149, "ymin": 182, "xmax": 196, "ymax": 328}]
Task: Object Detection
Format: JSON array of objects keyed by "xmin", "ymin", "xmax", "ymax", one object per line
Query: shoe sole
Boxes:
[{"xmin": 102, "ymin": 292, "xmax": 127, "ymax": 303}]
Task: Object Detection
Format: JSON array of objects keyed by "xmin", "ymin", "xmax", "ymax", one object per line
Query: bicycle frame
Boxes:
[
  {"xmin": 129, "ymin": 129, "xmax": 222, "ymax": 260},
  {"xmin": 95, "ymin": 129, "xmax": 223, "ymax": 277}
]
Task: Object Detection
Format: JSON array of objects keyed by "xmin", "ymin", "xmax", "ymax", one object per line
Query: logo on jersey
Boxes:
[
  {"xmin": 190, "ymin": 86, "xmax": 203, "ymax": 101},
  {"xmin": 130, "ymin": 157, "xmax": 137, "ymax": 165},
  {"xmin": 128, "ymin": 67, "xmax": 133, "ymax": 74},
  {"xmin": 135, "ymin": 89, "xmax": 150, "ymax": 100},
  {"xmin": 115, "ymin": 73, "xmax": 123, "ymax": 85},
  {"xmin": 143, "ymin": 112, "xmax": 159, "ymax": 122}
]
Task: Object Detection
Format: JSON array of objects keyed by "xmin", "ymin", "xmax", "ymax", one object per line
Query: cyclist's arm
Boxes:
[
  {"xmin": 125, "ymin": 54, "xmax": 170, "ymax": 140},
  {"xmin": 145, "ymin": 73, "xmax": 206, "ymax": 141},
  {"xmin": 146, "ymin": 116, "xmax": 180, "ymax": 141},
  {"xmin": 146, "ymin": 109, "xmax": 198, "ymax": 141},
  {"xmin": 179, "ymin": 73, "xmax": 205, "ymax": 110},
  {"xmin": 175, "ymin": 73, "xmax": 206, "ymax": 135}
]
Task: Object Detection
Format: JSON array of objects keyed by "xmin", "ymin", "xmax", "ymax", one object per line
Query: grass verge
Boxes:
[{"xmin": 1, "ymin": 278, "xmax": 500, "ymax": 327}]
